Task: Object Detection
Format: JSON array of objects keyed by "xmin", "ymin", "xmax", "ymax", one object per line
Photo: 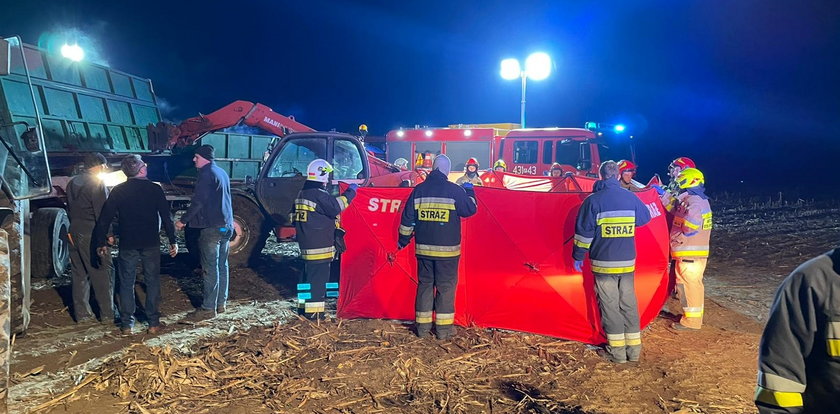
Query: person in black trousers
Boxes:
[
  {"xmin": 93, "ymin": 154, "xmax": 177, "ymax": 335},
  {"xmin": 67, "ymin": 153, "xmax": 116, "ymax": 324}
]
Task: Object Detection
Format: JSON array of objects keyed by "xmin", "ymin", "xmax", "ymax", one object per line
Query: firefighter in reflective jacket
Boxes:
[
  {"xmin": 493, "ymin": 159, "xmax": 507, "ymax": 172},
  {"xmin": 655, "ymin": 156, "xmax": 697, "ymax": 207},
  {"xmin": 755, "ymin": 249, "xmax": 840, "ymax": 413},
  {"xmin": 456, "ymin": 157, "xmax": 483, "ymax": 186},
  {"xmin": 293, "ymin": 159, "xmax": 357, "ymax": 319},
  {"xmin": 572, "ymin": 160, "xmax": 651, "ymax": 363},
  {"xmin": 664, "ymin": 167, "xmax": 712, "ymax": 331},
  {"xmin": 398, "ymin": 154, "xmax": 477, "ymax": 340}
]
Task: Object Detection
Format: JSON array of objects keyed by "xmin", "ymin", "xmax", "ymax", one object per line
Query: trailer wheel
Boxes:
[
  {"xmin": 229, "ymin": 197, "xmax": 269, "ymax": 267},
  {"xmin": 31, "ymin": 208, "xmax": 70, "ymax": 278}
]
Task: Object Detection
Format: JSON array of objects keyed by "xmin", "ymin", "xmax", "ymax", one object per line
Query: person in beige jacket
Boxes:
[{"xmin": 663, "ymin": 167, "xmax": 712, "ymax": 330}]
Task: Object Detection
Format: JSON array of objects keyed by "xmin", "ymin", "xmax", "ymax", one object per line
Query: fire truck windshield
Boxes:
[{"xmin": 555, "ymin": 140, "xmax": 580, "ymax": 165}]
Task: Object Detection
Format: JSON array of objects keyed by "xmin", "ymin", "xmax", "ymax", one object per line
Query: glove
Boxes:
[
  {"xmin": 397, "ymin": 239, "xmax": 409, "ymax": 250},
  {"xmin": 461, "ymin": 182, "xmax": 474, "ymax": 190},
  {"xmin": 651, "ymin": 184, "xmax": 666, "ymax": 196},
  {"xmin": 573, "ymin": 260, "xmax": 584, "ymax": 272},
  {"xmin": 348, "ymin": 183, "xmax": 359, "ymax": 192}
]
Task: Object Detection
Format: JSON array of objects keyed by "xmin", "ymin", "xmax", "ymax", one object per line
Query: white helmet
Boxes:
[
  {"xmin": 394, "ymin": 158, "xmax": 409, "ymax": 170},
  {"xmin": 432, "ymin": 154, "xmax": 451, "ymax": 176},
  {"xmin": 306, "ymin": 159, "xmax": 333, "ymax": 183}
]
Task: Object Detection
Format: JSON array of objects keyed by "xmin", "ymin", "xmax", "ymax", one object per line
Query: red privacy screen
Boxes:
[{"xmin": 338, "ymin": 182, "xmax": 670, "ymax": 345}]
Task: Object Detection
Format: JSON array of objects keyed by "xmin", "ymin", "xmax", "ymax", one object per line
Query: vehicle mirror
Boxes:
[
  {"xmin": 0, "ymin": 38, "xmax": 10, "ymax": 76},
  {"xmin": 22, "ymin": 127, "xmax": 42, "ymax": 152}
]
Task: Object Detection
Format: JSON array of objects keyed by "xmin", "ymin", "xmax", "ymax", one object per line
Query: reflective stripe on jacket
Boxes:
[
  {"xmin": 756, "ymin": 249, "xmax": 840, "ymax": 414},
  {"xmin": 668, "ymin": 189, "xmax": 712, "ymax": 259},
  {"xmin": 398, "ymin": 170, "xmax": 477, "ymax": 260},
  {"xmin": 572, "ymin": 179, "xmax": 651, "ymax": 275},
  {"xmin": 294, "ymin": 182, "xmax": 356, "ymax": 263}
]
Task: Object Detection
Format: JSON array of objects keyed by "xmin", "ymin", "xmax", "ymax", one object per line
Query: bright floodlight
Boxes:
[
  {"xmin": 614, "ymin": 124, "xmax": 626, "ymax": 133},
  {"xmin": 463, "ymin": 129, "xmax": 472, "ymax": 137},
  {"xmin": 424, "ymin": 130, "xmax": 433, "ymax": 137},
  {"xmin": 61, "ymin": 44, "xmax": 85, "ymax": 62},
  {"xmin": 500, "ymin": 58, "xmax": 521, "ymax": 80},
  {"xmin": 396, "ymin": 130, "xmax": 405, "ymax": 138},
  {"xmin": 524, "ymin": 52, "xmax": 551, "ymax": 81}
]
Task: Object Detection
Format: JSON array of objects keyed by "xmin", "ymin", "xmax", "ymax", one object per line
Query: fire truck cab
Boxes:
[
  {"xmin": 500, "ymin": 128, "xmax": 600, "ymax": 177},
  {"xmin": 385, "ymin": 124, "xmax": 602, "ymax": 178}
]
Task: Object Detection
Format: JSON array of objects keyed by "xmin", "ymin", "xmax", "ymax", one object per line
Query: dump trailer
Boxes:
[{"xmin": 0, "ymin": 35, "xmax": 56, "ymax": 407}]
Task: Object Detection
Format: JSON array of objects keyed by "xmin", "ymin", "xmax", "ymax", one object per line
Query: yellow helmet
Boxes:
[
  {"xmin": 359, "ymin": 124, "xmax": 368, "ymax": 133},
  {"xmin": 493, "ymin": 159, "xmax": 507, "ymax": 170},
  {"xmin": 676, "ymin": 167, "xmax": 704, "ymax": 189}
]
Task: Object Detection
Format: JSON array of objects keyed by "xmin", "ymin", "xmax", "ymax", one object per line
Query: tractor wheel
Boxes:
[
  {"xmin": 31, "ymin": 208, "xmax": 70, "ymax": 278},
  {"xmin": 229, "ymin": 197, "xmax": 269, "ymax": 267}
]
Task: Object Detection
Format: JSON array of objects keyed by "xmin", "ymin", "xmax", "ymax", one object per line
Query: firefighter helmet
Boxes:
[
  {"xmin": 306, "ymin": 159, "xmax": 333, "ymax": 183},
  {"xmin": 493, "ymin": 159, "xmax": 507, "ymax": 170},
  {"xmin": 432, "ymin": 154, "xmax": 452, "ymax": 175},
  {"xmin": 394, "ymin": 158, "xmax": 409, "ymax": 170},
  {"xmin": 676, "ymin": 167, "xmax": 704, "ymax": 189},
  {"xmin": 550, "ymin": 162, "xmax": 562, "ymax": 170},
  {"xmin": 617, "ymin": 159, "xmax": 637, "ymax": 174},
  {"xmin": 670, "ymin": 157, "xmax": 696, "ymax": 170},
  {"xmin": 466, "ymin": 157, "xmax": 479, "ymax": 167}
]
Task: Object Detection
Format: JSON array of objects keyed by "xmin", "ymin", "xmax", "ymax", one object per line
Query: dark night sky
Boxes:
[{"xmin": 3, "ymin": 1, "xmax": 839, "ymax": 192}]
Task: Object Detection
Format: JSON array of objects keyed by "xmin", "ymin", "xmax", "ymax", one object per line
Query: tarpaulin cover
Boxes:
[{"xmin": 338, "ymin": 185, "xmax": 670, "ymax": 345}]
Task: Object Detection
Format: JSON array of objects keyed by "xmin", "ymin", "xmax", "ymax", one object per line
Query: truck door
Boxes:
[
  {"xmin": 256, "ymin": 135, "xmax": 326, "ymax": 226},
  {"xmin": 509, "ymin": 139, "xmax": 539, "ymax": 175}
]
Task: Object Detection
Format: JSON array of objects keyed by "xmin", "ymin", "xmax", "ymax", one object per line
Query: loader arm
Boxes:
[{"xmin": 148, "ymin": 100, "xmax": 315, "ymax": 150}]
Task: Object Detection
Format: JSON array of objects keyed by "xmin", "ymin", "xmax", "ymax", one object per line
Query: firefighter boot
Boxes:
[
  {"xmin": 415, "ymin": 323, "xmax": 432, "ymax": 338},
  {"xmin": 435, "ymin": 326, "xmax": 454, "ymax": 340}
]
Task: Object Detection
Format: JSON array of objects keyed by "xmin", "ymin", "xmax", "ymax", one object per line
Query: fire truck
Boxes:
[{"xmin": 385, "ymin": 123, "xmax": 632, "ymax": 178}]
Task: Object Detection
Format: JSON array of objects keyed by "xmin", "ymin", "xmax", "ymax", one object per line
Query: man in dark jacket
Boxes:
[
  {"xmin": 93, "ymin": 155, "xmax": 177, "ymax": 334},
  {"xmin": 398, "ymin": 154, "xmax": 477, "ymax": 340},
  {"xmin": 755, "ymin": 249, "xmax": 840, "ymax": 413},
  {"xmin": 572, "ymin": 160, "xmax": 651, "ymax": 363},
  {"xmin": 292, "ymin": 159, "xmax": 357, "ymax": 319},
  {"xmin": 67, "ymin": 152, "xmax": 115, "ymax": 324},
  {"xmin": 176, "ymin": 145, "xmax": 234, "ymax": 320}
]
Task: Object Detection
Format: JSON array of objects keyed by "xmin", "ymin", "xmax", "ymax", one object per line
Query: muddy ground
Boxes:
[{"xmin": 10, "ymin": 194, "xmax": 840, "ymax": 413}]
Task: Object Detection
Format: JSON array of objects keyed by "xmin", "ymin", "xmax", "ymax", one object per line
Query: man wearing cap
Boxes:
[
  {"xmin": 93, "ymin": 155, "xmax": 178, "ymax": 335},
  {"xmin": 176, "ymin": 145, "xmax": 234, "ymax": 321},
  {"xmin": 66, "ymin": 153, "xmax": 115, "ymax": 324}
]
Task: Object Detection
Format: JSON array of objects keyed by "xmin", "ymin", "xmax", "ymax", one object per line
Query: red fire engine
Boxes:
[{"xmin": 385, "ymin": 124, "xmax": 604, "ymax": 177}]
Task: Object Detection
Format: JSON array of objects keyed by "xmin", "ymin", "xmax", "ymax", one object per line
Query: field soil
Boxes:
[{"xmin": 11, "ymin": 195, "xmax": 840, "ymax": 413}]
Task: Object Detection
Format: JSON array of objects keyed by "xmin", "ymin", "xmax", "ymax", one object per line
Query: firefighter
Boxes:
[
  {"xmin": 294, "ymin": 159, "xmax": 357, "ymax": 320},
  {"xmin": 653, "ymin": 156, "xmax": 696, "ymax": 213},
  {"xmin": 493, "ymin": 159, "xmax": 507, "ymax": 172},
  {"xmin": 755, "ymin": 249, "xmax": 840, "ymax": 413},
  {"xmin": 572, "ymin": 160, "xmax": 651, "ymax": 363},
  {"xmin": 666, "ymin": 167, "xmax": 712, "ymax": 331},
  {"xmin": 549, "ymin": 163, "xmax": 564, "ymax": 177},
  {"xmin": 398, "ymin": 154, "xmax": 477, "ymax": 340},
  {"xmin": 456, "ymin": 157, "xmax": 483, "ymax": 186},
  {"xmin": 617, "ymin": 160, "xmax": 642, "ymax": 191}
]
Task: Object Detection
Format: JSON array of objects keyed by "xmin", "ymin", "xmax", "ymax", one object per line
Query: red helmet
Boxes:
[
  {"xmin": 617, "ymin": 160, "xmax": 637, "ymax": 174},
  {"xmin": 670, "ymin": 157, "xmax": 695, "ymax": 170},
  {"xmin": 466, "ymin": 157, "xmax": 479, "ymax": 167},
  {"xmin": 550, "ymin": 162, "xmax": 562, "ymax": 170}
]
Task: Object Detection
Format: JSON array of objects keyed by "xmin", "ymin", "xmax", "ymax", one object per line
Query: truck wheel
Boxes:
[
  {"xmin": 31, "ymin": 208, "xmax": 70, "ymax": 278},
  {"xmin": 229, "ymin": 197, "xmax": 269, "ymax": 267}
]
